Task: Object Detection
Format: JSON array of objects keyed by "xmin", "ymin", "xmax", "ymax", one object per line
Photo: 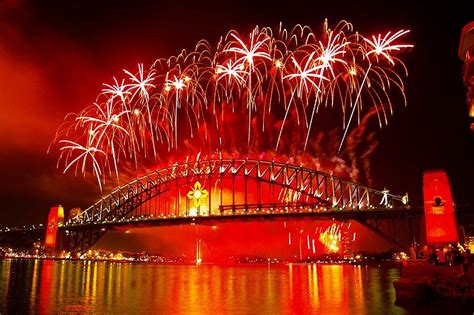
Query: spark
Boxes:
[
  {"xmin": 338, "ymin": 63, "xmax": 373, "ymax": 154},
  {"xmin": 304, "ymin": 30, "xmax": 350, "ymax": 151},
  {"xmin": 225, "ymin": 30, "xmax": 272, "ymax": 144},
  {"xmin": 102, "ymin": 78, "xmax": 131, "ymax": 106},
  {"xmin": 215, "ymin": 60, "xmax": 246, "ymax": 86},
  {"xmin": 284, "ymin": 53, "xmax": 328, "ymax": 97},
  {"xmin": 58, "ymin": 140, "xmax": 105, "ymax": 191},
  {"xmin": 124, "ymin": 63, "xmax": 156, "ymax": 103},
  {"xmin": 225, "ymin": 31, "xmax": 272, "ymax": 69},
  {"xmin": 364, "ymin": 30, "xmax": 413, "ymax": 65}
]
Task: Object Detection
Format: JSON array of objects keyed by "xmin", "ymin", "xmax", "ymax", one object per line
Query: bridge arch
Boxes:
[{"xmin": 70, "ymin": 158, "xmax": 407, "ymax": 224}]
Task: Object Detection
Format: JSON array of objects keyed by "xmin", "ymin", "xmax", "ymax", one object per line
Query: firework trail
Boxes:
[
  {"xmin": 51, "ymin": 20, "xmax": 412, "ymax": 189},
  {"xmin": 319, "ymin": 223, "xmax": 342, "ymax": 253}
]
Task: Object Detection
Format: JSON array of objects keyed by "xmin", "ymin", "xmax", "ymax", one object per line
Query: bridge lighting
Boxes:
[
  {"xmin": 187, "ymin": 181, "xmax": 209, "ymax": 208},
  {"xmin": 402, "ymin": 193, "xmax": 409, "ymax": 205},
  {"xmin": 193, "ymin": 190, "xmax": 202, "ymax": 199}
]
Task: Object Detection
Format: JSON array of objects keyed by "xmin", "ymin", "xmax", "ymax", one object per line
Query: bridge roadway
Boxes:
[
  {"xmin": 63, "ymin": 206, "xmax": 423, "ymax": 231},
  {"xmin": 1, "ymin": 206, "xmax": 423, "ymax": 235}
]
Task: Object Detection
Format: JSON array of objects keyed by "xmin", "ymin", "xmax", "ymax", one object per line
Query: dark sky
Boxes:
[{"xmin": 0, "ymin": 0, "xmax": 472, "ymax": 226}]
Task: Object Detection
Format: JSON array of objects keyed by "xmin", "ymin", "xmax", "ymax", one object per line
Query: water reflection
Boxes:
[{"xmin": 0, "ymin": 260, "xmax": 469, "ymax": 314}]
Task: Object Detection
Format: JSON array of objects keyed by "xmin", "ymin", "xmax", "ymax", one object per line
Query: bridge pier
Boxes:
[
  {"xmin": 44, "ymin": 205, "xmax": 64, "ymax": 254},
  {"xmin": 423, "ymin": 170, "xmax": 458, "ymax": 245}
]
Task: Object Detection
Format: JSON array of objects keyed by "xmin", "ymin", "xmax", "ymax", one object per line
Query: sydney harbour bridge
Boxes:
[{"xmin": 0, "ymin": 158, "xmax": 424, "ymax": 254}]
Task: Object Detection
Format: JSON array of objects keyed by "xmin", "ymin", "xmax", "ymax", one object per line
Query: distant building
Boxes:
[{"xmin": 458, "ymin": 21, "xmax": 474, "ymax": 131}]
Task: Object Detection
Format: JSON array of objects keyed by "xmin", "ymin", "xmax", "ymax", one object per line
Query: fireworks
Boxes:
[
  {"xmin": 51, "ymin": 20, "xmax": 412, "ymax": 189},
  {"xmin": 319, "ymin": 223, "xmax": 342, "ymax": 253}
]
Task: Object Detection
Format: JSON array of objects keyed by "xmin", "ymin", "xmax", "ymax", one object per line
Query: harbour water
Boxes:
[{"xmin": 0, "ymin": 259, "xmax": 471, "ymax": 314}]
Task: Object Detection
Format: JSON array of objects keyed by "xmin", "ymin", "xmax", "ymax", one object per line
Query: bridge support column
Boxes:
[
  {"xmin": 44, "ymin": 205, "xmax": 64, "ymax": 254},
  {"xmin": 423, "ymin": 170, "xmax": 458, "ymax": 245}
]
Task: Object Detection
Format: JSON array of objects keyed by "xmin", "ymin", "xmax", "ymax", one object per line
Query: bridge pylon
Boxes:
[
  {"xmin": 44, "ymin": 205, "xmax": 65, "ymax": 254},
  {"xmin": 423, "ymin": 170, "xmax": 459, "ymax": 245}
]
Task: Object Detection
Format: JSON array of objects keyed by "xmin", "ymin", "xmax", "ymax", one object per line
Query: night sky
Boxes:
[{"xmin": 0, "ymin": 0, "xmax": 473, "ymax": 227}]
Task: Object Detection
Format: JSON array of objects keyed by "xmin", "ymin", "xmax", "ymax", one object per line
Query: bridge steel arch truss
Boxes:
[{"xmin": 65, "ymin": 159, "xmax": 409, "ymax": 252}]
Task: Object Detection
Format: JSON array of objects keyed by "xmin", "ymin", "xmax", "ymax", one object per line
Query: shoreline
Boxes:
[{"xmin": 1, "ymin": 256, "xmax": 403, "ymax": 266}]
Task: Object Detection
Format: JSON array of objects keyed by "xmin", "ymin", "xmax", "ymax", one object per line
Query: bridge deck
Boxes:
[{"xmin": 63, "ymin": 207, "xmax": 423, "ymax": 231}]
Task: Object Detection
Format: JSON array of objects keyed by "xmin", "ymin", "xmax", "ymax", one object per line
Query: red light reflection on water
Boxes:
[{"xmin": 1, "ymin": 260, "xmax": 409, "ymax": 313}]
